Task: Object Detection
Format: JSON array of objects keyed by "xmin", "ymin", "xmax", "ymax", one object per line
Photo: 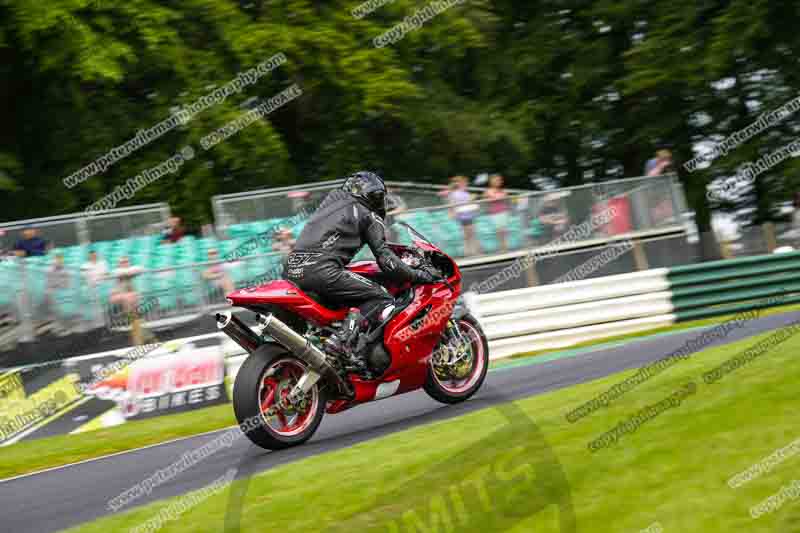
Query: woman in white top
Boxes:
[{"xmin": 81, "ymin": 250, "xmax": 108, "ymax": 286}]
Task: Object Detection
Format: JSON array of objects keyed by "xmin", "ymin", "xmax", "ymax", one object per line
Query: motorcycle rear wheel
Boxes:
[{"xmin": 233, "ymin": 344, "xmax": 327, "ymax": 450}]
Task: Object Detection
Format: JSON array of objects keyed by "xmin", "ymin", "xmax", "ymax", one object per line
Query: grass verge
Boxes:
[{"xmin": 65, "ymin": 322, "xmax": 800, "ymax": 532}]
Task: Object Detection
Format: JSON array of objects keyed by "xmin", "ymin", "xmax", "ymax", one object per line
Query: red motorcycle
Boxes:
[{"xmin": 217, "ymin": 222, "xmax": 489, "ymax": 450}]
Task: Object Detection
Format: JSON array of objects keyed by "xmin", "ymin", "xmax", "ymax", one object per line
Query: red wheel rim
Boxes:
[
  {"xmin": 257, "ymin": 358, "xmax": 319, "ymax": 437},
  {"xmin": 432, "ymin": 320, "xmax": 485, "ymax": 394}
]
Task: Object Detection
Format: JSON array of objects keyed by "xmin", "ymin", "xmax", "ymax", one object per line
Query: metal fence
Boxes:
[
  {"xmin": 388, "ymin": 174, "xmax": 686, "ymax": 259},
  {"xmin": 1, "ymin": 251, "xmax": 288, "ymax": 346},
  {"xmin": 0, "ymin": 171, "xmax": 708, "ymax": 340},
  {"xmin": 211, "ymin": 179, "xmax": 530, "ymax": 237},
  {"xmin": 0, "ymin": 203, "xmax": 171, "ymax": 249}
]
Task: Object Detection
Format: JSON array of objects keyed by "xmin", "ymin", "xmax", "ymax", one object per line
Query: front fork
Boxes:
[{"xmin": 434, "ymin": 319, "xmax": 470, "ymax": 371}]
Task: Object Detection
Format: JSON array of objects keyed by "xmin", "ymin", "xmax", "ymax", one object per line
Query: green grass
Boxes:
[
  {"xmin": 64, "ymin": 323, "xmax": 800, "ymax": 532},
  {"xmin": 508, "ymin": 301, "xmax": 800, "ymax": 361}
]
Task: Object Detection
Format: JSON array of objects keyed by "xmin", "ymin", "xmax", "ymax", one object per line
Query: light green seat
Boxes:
[
  {"xmin": 475, "ymin": 216, "xmax": 498, "ymax": 254},
  {"xmin": 527, "ymin": 218, "xmax": 544, "ymax": 241},
  {"xmin": 54, "ymin": 288, "xmax": 79, "ymax": 318},
  {"xmin": 151, "ymin": 271, "xmax": 177, "ymax": 311},
  {"xmin": 175, "ymin": 268, "xmax": 201, "ymax": 306},
  {"xmin": 229, "ymin": 262, "xmax": 250, "ymax": 286}
]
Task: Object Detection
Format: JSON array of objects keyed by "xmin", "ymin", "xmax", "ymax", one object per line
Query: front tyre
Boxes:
[
  {"xmin": 233, "ymin": 344, "xmax": 327, "ymax": 450},
  {"xmin": 423, "ymin": 313, "xmax": 489, "ymax": 404}
]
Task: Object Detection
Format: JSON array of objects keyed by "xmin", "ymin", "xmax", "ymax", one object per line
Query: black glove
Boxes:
[{"xmin": 414, "ymin": 268, "xmax": 438, "ymax": 284}]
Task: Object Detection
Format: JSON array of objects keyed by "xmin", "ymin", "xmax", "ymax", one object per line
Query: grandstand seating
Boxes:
[{"xmin": 0, "ymin": 209, "xmax": 543, "ymax": 325}]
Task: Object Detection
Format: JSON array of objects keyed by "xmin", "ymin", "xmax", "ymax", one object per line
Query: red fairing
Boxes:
[
  {"xmin": 329, "ymin": 282, "xmax": 459, "ymax": 409},
  {"xmin": 226, "ymin": 280, "xmax": 348, "ymax": 325},
  {"xmin": 227, "ymin": 239, "xmax": 465, "ymax": 411},
  {"xmin": 384, "ymin": 284, "xmax": 456, "ymax": 388}
]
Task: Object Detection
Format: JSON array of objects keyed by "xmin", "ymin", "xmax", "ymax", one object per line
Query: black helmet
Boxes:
[{"xmin": 343, "ymin": 171, "xmax": 387, "ymax": 218}]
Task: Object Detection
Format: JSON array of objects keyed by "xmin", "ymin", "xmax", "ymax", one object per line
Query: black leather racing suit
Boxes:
[{"xmin": 285, "ymin": 189, "xmax": 424, "ymax": 322}]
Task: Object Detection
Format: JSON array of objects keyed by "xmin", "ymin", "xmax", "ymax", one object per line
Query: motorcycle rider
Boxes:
[{"xmin": 285, "ymin": 171, "xmax": 437, "ymax": 363}]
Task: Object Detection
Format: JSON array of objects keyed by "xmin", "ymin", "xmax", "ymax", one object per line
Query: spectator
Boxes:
[
  {"xmin": 14, "ymin": 228, "xmax": 49, "ymax": 257},
  {"xmin": 288, "ymin": 190, "xmax": 311, "ymax": 214},
  {"xmin": 539, "ymin": 193, "xmax": 569, "ymax": 242},
  {"xmin": 645, "ymin": 149, "xmax": 674, "ymax": 177},
  {"xmin": 483, "ymin": 174, "xmax": 511, "ymax": 252},
  {"xmin": 80, "ymin": 250, "xmax": 108, "ymax": 286},
  {"xmin": 448, "ymin": 176, "xmax": 481, "ymax": 256},
  {"xmin": 162, "ymin": 217, "xmax": 185, "ymax": 244},
  {"xmin": 202, "ymin": 249, "xmax": 235, "ymax": 296},
  {"xmin": 44, "ymin": 253, "xmax": 72, "ymax": 335},
  {"xmin": 272, "ymin": 227, "xmax": 296, "ymax": 254},
  {"xmin": 110, "ymin": 256, "xmax": 147, "ymax": 345},
  {"xmin": 80, "ymin": 249, "xmax": 108, "ymax": 324}
]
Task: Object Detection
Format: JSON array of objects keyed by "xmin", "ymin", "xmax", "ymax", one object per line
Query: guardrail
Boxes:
[
  {"xmin": 472, "ymin": 250, "xmax": 800, "ymax": 359},
  {"xmin": 667, "ymin": 250, "xmax": 800, "ymax": 321}
]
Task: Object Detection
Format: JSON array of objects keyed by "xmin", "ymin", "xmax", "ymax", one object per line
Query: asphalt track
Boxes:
[{"xmin": 2, "ymin": 309, "xmax": 798, "ymax": 533}]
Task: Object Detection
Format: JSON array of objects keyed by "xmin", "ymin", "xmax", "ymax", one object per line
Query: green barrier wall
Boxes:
[{"xmin": 667, "ymin": 251, "xmax": 800, "ymax": 322}]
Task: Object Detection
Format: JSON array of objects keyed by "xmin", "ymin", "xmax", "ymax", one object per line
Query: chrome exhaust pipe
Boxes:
[
  {"xmin": 216, "ymin": 311, "xmax": 263, "ymax": 354},
  {"xmin": 216, "ymin": 311, "xmax": 352, "ymax": 398},
  {"xmin": 259, "ymin": 313, "xmax": 353, "ymax": 397}
]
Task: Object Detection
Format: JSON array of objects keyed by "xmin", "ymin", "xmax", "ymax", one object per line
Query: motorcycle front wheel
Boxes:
[{"xmin": 423, "ymin": 313, "xmax": 489, "ymax": 404}]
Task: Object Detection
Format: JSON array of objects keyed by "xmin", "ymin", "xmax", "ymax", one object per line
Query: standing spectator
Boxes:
[
  {"xmin": 161, "ymin": 217, "xmax": 185, "ymax": 244},
  {"xmin": 272, "ymin": 227, "xmax": 296, "ymax": 254},
  {"xmin": 448, "ymin": 176, "xmax": 481, "ymax": 256},
  {"xmin": 202, "ymin": 249, "xmax": 235, "ymax": 296},
  {"xmin": 45, "ymin": 253, "xmax": 72, "ymax": 335},
  {"xmin": 645, "ymin": 149, "xmax": 674, "ymax": 177},
  {"xmin": 14, "ymin": 228, "xmax": 49, "ymax": 257},
  {"xmin": 288, "ymin": 190, "xmax": 311, "ymax": 214},
  {"xmin": 110, "ymin": 256, "xmax": 147, "ymax": 345},
  {"xmin": 483, "ymin": 174, "xmax": 511, "ymax": 252},
  {"xmin": 539, "ymin": 194, "xmax": 570, "ymax": 242},
  {"xmin": 81, "ymin": 249, "xmax": 108, "ymax": 324},
  {"xmin": 81, "ymin": 250, "xmax": 108, "ymax": 286}
]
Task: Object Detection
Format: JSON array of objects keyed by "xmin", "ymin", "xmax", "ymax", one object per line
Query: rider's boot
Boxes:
[{"xmin": 324, "ymin": 308, "xmax": 365, "ymax": 360}]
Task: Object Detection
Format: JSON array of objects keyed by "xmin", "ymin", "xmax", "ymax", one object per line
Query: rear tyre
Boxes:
[
  {"xmin": 233, "ymin": 344, "xmax": 327, "ymax": 450},
  {"xmin": 423, "ymin": 313, "xmax": 489, "ymax": 404}
]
